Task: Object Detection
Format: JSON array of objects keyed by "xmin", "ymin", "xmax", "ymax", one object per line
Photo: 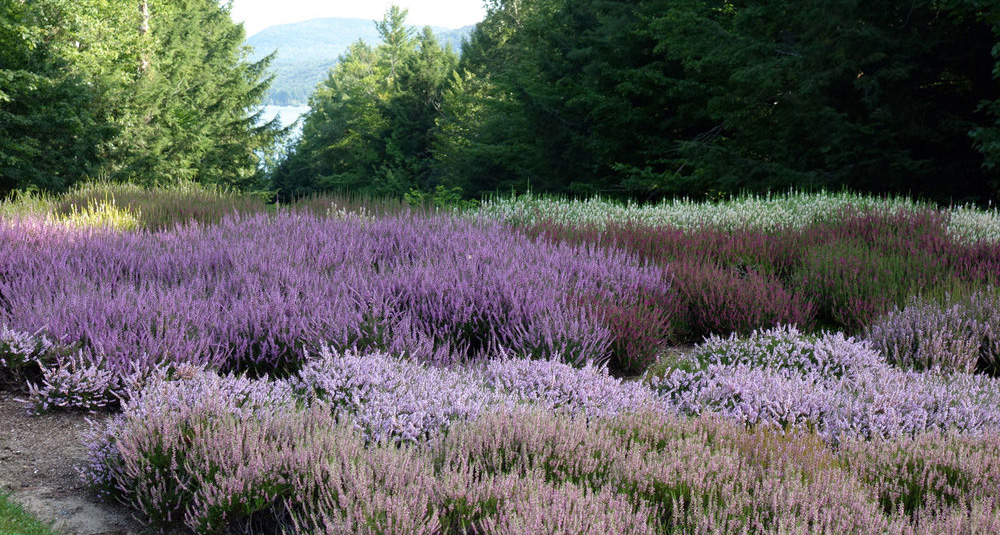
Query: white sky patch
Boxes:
[{"xmin": 230, "ymin": 0, "xmax": 486, "ymax": 37}]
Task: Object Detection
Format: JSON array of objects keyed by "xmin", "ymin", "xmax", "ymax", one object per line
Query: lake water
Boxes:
[{"xmin": 258, "ymin": 105, "xmax": 310, "ymax": 132}]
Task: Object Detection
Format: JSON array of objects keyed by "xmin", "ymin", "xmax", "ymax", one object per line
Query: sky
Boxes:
[{"xmin": 230, "ymin": 0, "xmax": 487, "ymax": 37}]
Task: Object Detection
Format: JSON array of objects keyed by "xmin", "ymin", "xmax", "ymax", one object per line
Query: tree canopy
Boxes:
[
  {"xmin": 0, "ymin": 0, "xmax": 281, "ymax": 196},
  {"xmin": 4, "ymin": 1, "xmax": 998, "ymax": 203},
  {"xmin": 272, "ymin": 7, "xmax": 458, "ymax": 199},
  {"xmin": 279, "ymin": 0, "xmax": 998, "ymax": 204}
]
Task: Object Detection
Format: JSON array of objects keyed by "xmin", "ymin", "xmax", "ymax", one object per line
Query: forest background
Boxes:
[{"xmin": 2, "ymin": 0, "xmax": 999, "ymax": 205}]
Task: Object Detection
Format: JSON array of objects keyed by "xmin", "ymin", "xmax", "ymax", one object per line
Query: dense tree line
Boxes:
[
  {"xmin": 5, "ymin": 1, "xmax": 997, "ymax": 203},
  {"xmin": 0, "ymin": 0, "xmax": 280, "ymax": 196},
  {"xmin": 272, "ymin": 7, "xmax": 459, "ymax": 198},
  {"xmin": 281, "ymin": 1, "xmax": 1000, "ymax": 204}
]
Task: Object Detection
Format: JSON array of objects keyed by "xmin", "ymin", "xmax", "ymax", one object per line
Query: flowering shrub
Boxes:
[
  {"xmin": 866, "ymin": 289, "xmax": 1000, "ymax": 375},
  {"xmin": 481, "ymin": 190, "xmax": 1000, "ymax": 244},
  {"xmin": 670, "ymin": 259, "xmax": 815, "ymax": 339},
  {"xmin": 793, "ymin": 240, "xmax": 951, "ymax": 332},
  {"xmin": 289, "ymin": 348, "xmax": 659, "ymax": 443},
  {"xmin": 0, "ymin": 211, "xmax": 671, "ymax": 398},
  {"xmin": 80, "ymin": 369, "xmax": 297, "ymax": 514},
  {"xmin": 55, "ymin": 180, "xmax": 269, "ymax": 231},
  {"xmin": 291, "ymin": 348, "xmax": 494, "ymax": 443},
  {"xmin": 26, "ymin": 351, "xmax": 122, "ymax": 413},
  {"xmin": 523, "ymin": 205, "xmax": 999, "ymax": 340},
  {"xmin": 0, "ymin": 325, "xmax": 54, "ymax": 387},
  {"xmin": 841, "ymin": 430, "xmax": 1000, "ymax": 517},
  {"xmin": 481, "ymin": 191, "xmax": 927, "ymax": 232},
  {"xmin": 479, "ymin": 355, "xmax": 657, "ymax": 418},
  {"xmin": 82, "ymin": 354, "xmax": 662, "ymax": 533},
  {"xmin": 650, "ymin": 326, "xmax": 1000, "ymax": 441},
  {"xmin": 85, "ymin": 376, "xmax": 1000, "ymax": 534},
  {"xmin": 948, "ymin": 204, "xmax": 1000, "ymax": 244}
]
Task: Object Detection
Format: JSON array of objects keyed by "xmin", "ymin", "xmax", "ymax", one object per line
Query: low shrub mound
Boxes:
[
  {"xmin": 649, "ymin": 326, "xmax": 1000, "ymax": 441},
  {"xmin": 0, "ymin": 326, "xmax": 53, "ymax": 388},
  {"xmin": 291, "ymin": 348, "xmax": 495, "ymax": 443},
  {"xmin": 83, "ymin": 359, "xmax": 1000, "ymax": 534},
  {"xmin": 865, "ymin": 289, "xmax": 1000, "ymax": 376}
]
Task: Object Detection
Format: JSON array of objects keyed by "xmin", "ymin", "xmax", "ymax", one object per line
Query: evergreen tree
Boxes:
[
  {"xmin": 442, "ymin": 0, "xmax": 1000, "ymax": 202},
  {"xmin": 0, "ymin": 0, "xmax": 110, "ymax": 194},
  {"xmin": 273, "ymin": 7, "xmax": 457, "ymax": 199},
  {"xmin": 642, "ymin": 0, "xmax": 1000, "ymax": 201},
  {"xmin": 1, "ymin": 0, "xmax": 280, "ymax": 194},
  {"xmin": 110, "ymin": 0, "xmax": 280, "ymax": 190}
]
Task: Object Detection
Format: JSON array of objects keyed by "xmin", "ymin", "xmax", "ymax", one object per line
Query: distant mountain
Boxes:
[{"xmin": 246, "ymin": 18, "xmax": 475, "ymax": 106}]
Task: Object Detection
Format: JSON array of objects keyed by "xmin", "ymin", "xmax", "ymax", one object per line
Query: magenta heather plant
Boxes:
[
  {"xmin": 0, "ymin": 211, "xmax": 672, "ymax": 401},
  {"xmin": 577, "ymin": 287, "xmax": 676, "ymax": 374},
  {"xmin": 793, "ymin": 241, "xmax": 952, "ymax": 331},
  {"xmin": 527, "ymin": 219, "xmax": 803, "ymax": 280},
  {"xmin": 670, "ymin": 259, "xmax": 815, "ymax": 339}
]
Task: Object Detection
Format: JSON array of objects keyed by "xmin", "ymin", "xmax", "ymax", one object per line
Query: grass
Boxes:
[{"xmin": 0, "ymin": 492, "xmax": 59, "ymax": 535}]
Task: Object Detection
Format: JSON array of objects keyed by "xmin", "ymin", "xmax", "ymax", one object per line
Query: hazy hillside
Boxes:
[{"xmin": 247, "ymin": 18, "xmax": 474, "ymax": 106}]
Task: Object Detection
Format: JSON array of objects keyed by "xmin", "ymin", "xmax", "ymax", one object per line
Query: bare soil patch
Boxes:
[{"xmin": 0, "ymin": 392, "xmax": 159, "ymax": 535}]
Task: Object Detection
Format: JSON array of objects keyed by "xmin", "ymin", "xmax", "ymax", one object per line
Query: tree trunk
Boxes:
[{"xmin": 139, "ymin": 1, "xmax": 150, "ymax": 72}]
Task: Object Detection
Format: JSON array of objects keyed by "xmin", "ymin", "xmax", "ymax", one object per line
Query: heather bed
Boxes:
[
  {"xmin": 0, "ymin": 210, "xmax": 673, "ymax": 409},
  {"xmin": 4, "ymin": 189, "xmax": 1000, "ymax": 533},
  {"xmin": 6, "ymin": 326, "xmax": 1000, "ymax": 532},
  {"xmin": 512, "ymin": 198, "xmax": 1000, "ymax": 361},
  {"xmin": 79, "ymin": 350, "xmax": 1000, "ymax": 534}
]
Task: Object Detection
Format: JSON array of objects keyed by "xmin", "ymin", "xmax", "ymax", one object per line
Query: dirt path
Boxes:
[{"xmin": 0, "ymin": 392, "xmax": 155, "ymax": 535}]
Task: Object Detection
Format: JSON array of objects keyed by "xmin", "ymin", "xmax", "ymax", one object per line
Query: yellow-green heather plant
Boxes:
[
  {"xmin": 56, "ymin": 181, "xmax": 270, "ymax": 230},
  {"xmin": 56, "ymin": 198, "xmax": 141, "ymax": 231}
]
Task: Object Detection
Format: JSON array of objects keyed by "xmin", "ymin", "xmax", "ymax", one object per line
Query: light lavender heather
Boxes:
[{"xmin": 652, "ymin": 325, "xmax": 1000, "ymax": 441}]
